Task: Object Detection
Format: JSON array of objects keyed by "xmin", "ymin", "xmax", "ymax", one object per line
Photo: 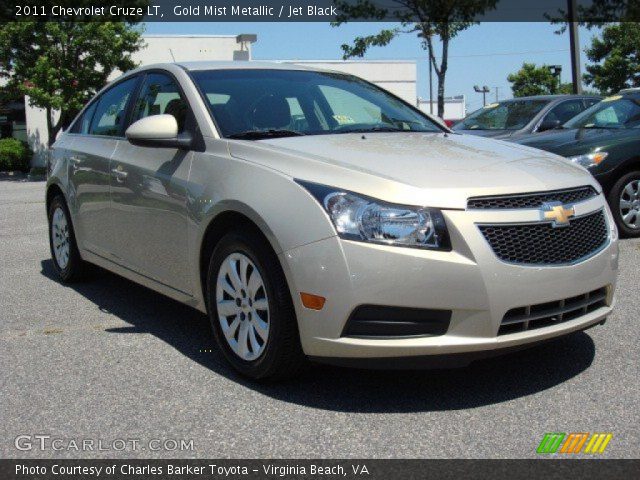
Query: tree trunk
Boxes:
[
  {"xmin": 437, "ymin": 74, "xmax": 445, "ymax": 118},
  {"xmin": 46, "ymin": 107, "xmax": 65, "ymax": 147},
  {"xmin": 437, "ymin": 35, "xmax": 450, "ymax": 119}
]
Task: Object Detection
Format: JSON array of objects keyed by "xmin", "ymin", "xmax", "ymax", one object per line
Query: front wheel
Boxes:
[
  {"xmin": 608, "ymin": 171, "xmax": 640, "ymax": 238},
  {"xmin": 206, "ymin": 229, "xmax": 306, "ymax": 380}
]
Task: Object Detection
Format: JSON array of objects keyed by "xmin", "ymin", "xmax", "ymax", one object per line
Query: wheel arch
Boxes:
[
  {"xmin": 197, "ymin": 205, "xmax": 285, "ymax": 311},
  {"xmin": 602, "ymin": 156, "xmax": 640, "ymax": 192},
  {"xmin": 46, "ymin": 183, "xmax": 65, "ymax": 213}
]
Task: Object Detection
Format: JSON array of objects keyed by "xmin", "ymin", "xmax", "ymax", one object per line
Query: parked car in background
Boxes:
[
  {"xmin": 453, "ymin": 95, "xmax": 600, "ymax": 140},
  {"xmin": 515, "ymin": 89, "xmax": 640, "ymax": 237}
]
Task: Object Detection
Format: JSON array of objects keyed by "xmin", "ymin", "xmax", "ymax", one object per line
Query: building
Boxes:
[
  {"xmin": 279, "ymin": 60, "xmax": 417, "ymax": 106},
  {"xmin": 418, "ymin": 95, "xmax": 466, "ymax": 125},
  {"xmin": 1, "ymin": 34, "xmax": 419, "ymax": 167}
]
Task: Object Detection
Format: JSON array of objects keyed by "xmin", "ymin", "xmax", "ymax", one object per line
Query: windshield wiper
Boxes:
[
  {"xmin": 336, "ymin": 126, "xmax": 404, "ymax": 134},
  {"xmin": 581, "ymin": 124, "xmax": 623, "ymax": 130},
  {"xmin": 227, "ymin": 129, "xmax": 306, "ymax": 140}
]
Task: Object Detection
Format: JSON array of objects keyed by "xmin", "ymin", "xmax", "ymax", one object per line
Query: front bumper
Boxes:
[{"xmin": 279, "ymin": 195, "xmax": 619, "ymax": 363}]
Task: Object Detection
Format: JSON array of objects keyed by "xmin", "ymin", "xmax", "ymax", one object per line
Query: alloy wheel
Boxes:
[
  {"xmin": 51, "ymin": 207, "xmax": 71, "ymax": 270},
  {"xmin": 215, "ymin": 252, "xmax": 270, "ymax": 361},
  {"xmin": 619, "ymin": 179, "xmax": 640, "ymax": 230}
]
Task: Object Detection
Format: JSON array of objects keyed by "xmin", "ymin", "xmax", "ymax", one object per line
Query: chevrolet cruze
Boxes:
[{"xmin": 47, "ymin": 62, "xmax": 619, "ymax": 380}]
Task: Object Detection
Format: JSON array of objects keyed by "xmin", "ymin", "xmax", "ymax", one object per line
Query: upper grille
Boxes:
[
  {"xmin": 467, "ymin": 186, "xmax": 598, "ymax": 210},
  {"xmin": 479, "ymin": 210, "xmax": 608, "ymax": 265},
  {"xmin": 499, "ymin": 287, "xmax": 608, "ymax": 336}
]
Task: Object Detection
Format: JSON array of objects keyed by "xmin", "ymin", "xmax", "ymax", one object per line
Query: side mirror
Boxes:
[
  {"xmin": 537, "ymin": 118, "xmax": 561, "ymax": 132},
  {"xmin": 125, "ymin": 114, "xmax": 192, "ymax": 149}
]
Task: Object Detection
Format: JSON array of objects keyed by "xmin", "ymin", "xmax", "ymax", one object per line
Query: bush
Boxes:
[{"xmin": 0, "ymin": 138, "xmax": 31, "ymax": 172}]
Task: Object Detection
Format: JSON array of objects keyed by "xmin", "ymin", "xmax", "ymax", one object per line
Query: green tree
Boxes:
[
  {"xmin": 333, "ymin": 0, "xmax": 497, "ymax": 118},
  {"xmin": 584, "ymin": 23, "xmax": 640, "ymax": 94},
  {"xmin": 507, "ymin": 63, "xmax": 566, "ymax": 97},
  {"xmin": 0, "ymin": 20, "xmax": 144, "ymax": 145}
]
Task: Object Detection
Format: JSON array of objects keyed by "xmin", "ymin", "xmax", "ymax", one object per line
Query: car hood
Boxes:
[
  {"xmin": 515, "ymin": 127, "xmax": 638, "ymax": 156},
  {"xmin": 227, "ymin": 132, "xmax": 599, "ymax": 209}
]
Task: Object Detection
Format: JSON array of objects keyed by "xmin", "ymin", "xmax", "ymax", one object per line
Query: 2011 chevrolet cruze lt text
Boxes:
[{"xmin": 46, "ymin": 63, "xmax": 619, "ymax": 380}]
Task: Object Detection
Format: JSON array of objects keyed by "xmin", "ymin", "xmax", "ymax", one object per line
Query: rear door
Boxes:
[
  {"xmin": 108, "ymin": 71, "xmax": 194, "ymax": 294},
  {"xmin": 67, "ymin": 76, "xmax": 140, "ymax": 257}
]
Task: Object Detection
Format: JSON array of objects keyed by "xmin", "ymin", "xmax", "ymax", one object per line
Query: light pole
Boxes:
[
  {"xmin": 548, "ymin": 65, "xmax": 563, "ymax": 93},
  {"xmin": 428, "ymin": 61, "xmax": 434, "ymax": 114},
  {"xmin": 474, "ymin": 85, "xmax": 491, "ymax": 106},
  {"xmin": 567, "ymin": 0, "xmax": 582, "ymax": 94}
]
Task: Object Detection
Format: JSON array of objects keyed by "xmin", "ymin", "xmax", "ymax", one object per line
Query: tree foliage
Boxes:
[
  {"xmin": 0, "ymin": 16, "xmax": 145, "ymax": 145},
  {"xmin": 507, "ymin": 63, "xmax": 568, "ymax": 97},
  {"xmin": 333, "ymin": 0, "xmax": 497, "ymax": 118},
  {"xmin": 584, "ymin": 23, "xmax": 640, "ymax": 94}
]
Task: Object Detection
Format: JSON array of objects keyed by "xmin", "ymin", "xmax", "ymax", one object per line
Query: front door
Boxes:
[{"xmin": 109, "ymin": 72, "xmax": 193, "ymax": 294}]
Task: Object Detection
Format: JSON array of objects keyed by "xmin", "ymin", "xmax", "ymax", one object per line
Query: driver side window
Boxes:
[{"xmin": 132, "ymin": 73, "xmax": 188, "ymax": 133}]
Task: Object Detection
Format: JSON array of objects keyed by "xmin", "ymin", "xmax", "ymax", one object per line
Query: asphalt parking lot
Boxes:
[{"xmin": 1, "ymin": 176, "xmax": 638, "ymax": 459}]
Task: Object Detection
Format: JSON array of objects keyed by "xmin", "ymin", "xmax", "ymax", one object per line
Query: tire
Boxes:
[
  {"xmin": 206, "ymin": 228, "xmax": 306, "ymax": 381},
  {"xmin": 607, "ymin": 171, "xmax": 640, "ymax": 238},
  {"xmin": 48, "ymin": 194, "xmax": 90, "ymax": 282}
]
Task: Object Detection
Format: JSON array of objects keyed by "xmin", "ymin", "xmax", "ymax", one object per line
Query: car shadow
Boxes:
[{"xmin": 41, "ymin": 259, "xmax": 596, "ymax": 414}]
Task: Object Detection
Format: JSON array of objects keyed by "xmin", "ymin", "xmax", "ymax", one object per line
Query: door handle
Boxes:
[{"xmin": 111, "ymin": 166, "xmax": 128, "ymax": 183}]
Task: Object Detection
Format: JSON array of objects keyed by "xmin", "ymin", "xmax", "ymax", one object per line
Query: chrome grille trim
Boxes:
[{"xmin": 467, "ymin": 186, "xmax": 598, "ymax": 210}]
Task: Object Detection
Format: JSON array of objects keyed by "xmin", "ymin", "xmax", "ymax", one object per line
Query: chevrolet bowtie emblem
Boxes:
[{"xmin": 541, "ymin": 201, "xmax": 575, "ymax": 227}]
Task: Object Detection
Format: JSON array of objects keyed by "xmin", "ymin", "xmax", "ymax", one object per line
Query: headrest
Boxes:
[{"xmin": 249, "ymin": 94, "xmax": 291, "ymax": 130}]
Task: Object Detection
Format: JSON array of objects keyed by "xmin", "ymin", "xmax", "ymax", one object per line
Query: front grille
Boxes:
[
  {"xmin": 499, "ymin": 287, "xmax": 608, "ymax": 335},
  {"xmin": 342, "ymin": 305, "xmax": 451, "ymax": 338},
  {"xmin": 479, "ymin": 210, "xmax": 608, "ymax": 265},
  {"xmin": 467, "ymin": 186, "xmax": 598, "ymax": 210}
]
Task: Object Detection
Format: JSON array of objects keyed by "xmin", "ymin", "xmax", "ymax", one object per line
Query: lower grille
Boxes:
[
  {"xmin": 342, "ymin": 305, "xmax": 451, "ymax": 338},
  {"xmin": 479, "ymin": 210, "xmax": 608, "ymax": 265},
  {"xmin": 499, "ymin": 287, "xmax": 608, "ymax": 336}
]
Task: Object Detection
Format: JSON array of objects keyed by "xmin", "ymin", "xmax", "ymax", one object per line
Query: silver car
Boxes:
[{"xmin": 47, "ymin": 62, "xmax": 619, "ymax": 380}]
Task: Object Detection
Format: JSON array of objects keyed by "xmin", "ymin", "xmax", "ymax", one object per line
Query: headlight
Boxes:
[
  {"xmin": 298, "ymin": 181, "xmax": 450, "ymax": 250},
  {"xmin": 568, "ymin": 152, "xmax": 608, "ymax": 168}
]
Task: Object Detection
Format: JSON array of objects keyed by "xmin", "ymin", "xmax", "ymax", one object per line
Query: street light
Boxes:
[
  {"xmin": 548, "ymin": 65, "xmax": 563, "ymax": 93},
  {"xmin": 474, "ymin": 85, "xmax": 491, "ymax": 106}
]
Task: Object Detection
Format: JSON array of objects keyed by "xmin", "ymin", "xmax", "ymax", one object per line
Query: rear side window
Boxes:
[
  {"xmin": 69, "ymin": 102, "xmax": 97, "ymax": 134},
  {"xmin": 585, "ymin": 98, "xmax": 601, "ymax": 108},
  {"xmin": 546, "ymin": 100, "xmax": 585, "ymax": 124},
  {"xmin": 89, "ymin": 78, "xmax": 137, "ymax": 137},
  {"xmin": 131, "ymin": 73, "xmax": 188, "ymax": 133}
]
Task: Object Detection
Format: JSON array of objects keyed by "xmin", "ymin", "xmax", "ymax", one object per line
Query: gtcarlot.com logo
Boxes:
[
  {"xmin": 14, "ymin": 435, "xmax": 194, "ymax": 452},
  {"xmin": 537, "ymin": 433, "xmax": 613, "ymax": 454}
]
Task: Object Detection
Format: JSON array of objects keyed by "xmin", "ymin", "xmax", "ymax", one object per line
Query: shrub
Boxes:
[{"xmin": 0, "ymin": 138, "xmax": 31, "ymax": 172}]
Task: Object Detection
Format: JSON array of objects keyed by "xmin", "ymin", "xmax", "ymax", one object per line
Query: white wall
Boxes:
[
  {"xmin": 281, "ymin": 60, "xmax": 417, "ymax": 106},
  {"xmin": 418, "ymin": 95, "xmax": 466, "ymax": 121}
]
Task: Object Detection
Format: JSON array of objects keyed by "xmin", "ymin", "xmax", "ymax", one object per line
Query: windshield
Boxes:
[
  {"xmin": 453, "ymin": 99, "xmax": 549, "ymax": 131},
  {"xmin": 190, "ymin": 69, "xmax": 442, "ymax": 138},
  {"xmin": 564, "ymin": 96, "xmax": 640, "ymax": 130}
]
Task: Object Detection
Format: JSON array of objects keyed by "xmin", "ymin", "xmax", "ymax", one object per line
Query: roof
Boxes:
[
  {"xmin": 499, "ymin": 94, "xmax": 599, "ymax": 102},
  {"xmin": 176, "ymin": 61, "xmax": 325, "ymax": 72}
]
